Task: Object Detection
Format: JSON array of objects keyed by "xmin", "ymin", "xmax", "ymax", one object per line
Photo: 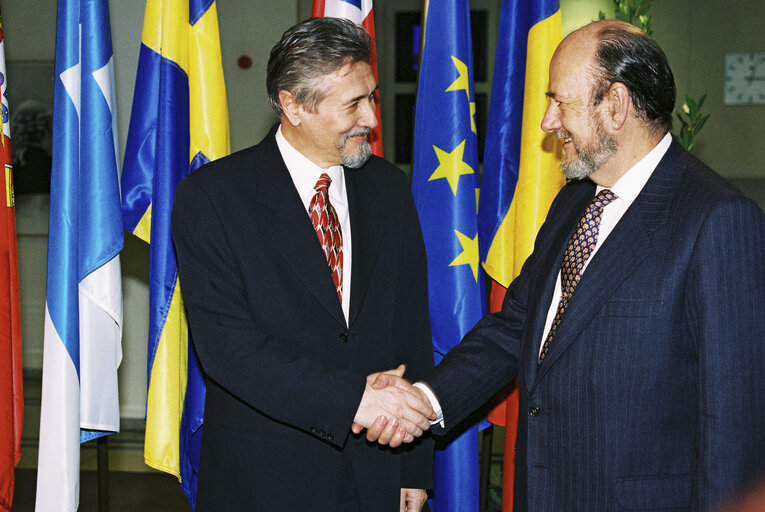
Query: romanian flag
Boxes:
[
  {"xmin": 312, "ymin": 0, "xmax": 383, "ymax": 156},
  {"xmin": 36, "ymin": 0, "xmax": 123, "ymax": 509},
  {"xmin": 120, "ymin": 0, "xmax": 229, "ymax": 508},
  {"xmin": 411, "ymin": 1, "xmax": 485, "ymax": 510},
  {"xmin": 0, "ymin": 5, "xmax": 22, "ymax": 511},
  {"xmin": 477, "ymin": 1, "xmax": 562, "ymax": 510}
]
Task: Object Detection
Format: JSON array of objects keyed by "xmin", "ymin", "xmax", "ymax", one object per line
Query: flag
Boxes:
[
  {"xmin": 477, "ymin": 1, "xmax": 562, "ymax": 510},
  {"xmin": 120, "ymin": 0, "xmax": 229, "ymax": 508},
  {"xmin": 0, "ymin": 5, "xmax": 22, "ymax": 511},
  {"xmin": 411, "ymin": 1, "xmax": 485, "ymax": 510},
  {"xmin": 312, "ymin": 0, "xmax": 383, "ymax": 156},
  {"xmin": 35, "ymin": 0, "xmax": 123, "ymax": 509}
]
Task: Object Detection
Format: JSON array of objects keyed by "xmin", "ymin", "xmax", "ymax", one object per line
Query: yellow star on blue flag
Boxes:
[
  {"xmin": 448, "ymin": 230, "xmax": 480, "ymax": 281},
  {"xmin": 429, "ymin": 140, "xmax": 474, "ymax": 195}
]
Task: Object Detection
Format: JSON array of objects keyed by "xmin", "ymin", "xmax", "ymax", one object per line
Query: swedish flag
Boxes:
[
  {"xmin": 120, "ymin": 0, "xmax": 229, "ymax": 508},
  {"xmin": 411, "ymin": 0, "xmax": 484, "ymax": 510}
]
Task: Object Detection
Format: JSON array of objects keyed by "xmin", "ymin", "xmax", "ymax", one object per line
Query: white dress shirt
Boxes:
[
  {"xmin": 537, "ymin": 132, "xmax": 671, "ymax": 355},
  {"xmin": 275, "ymin": 125, "xmax": 352, "ymax": 323},
  {"xmin": 420, "ymin": 132, "xmax": 673, "ymax": 426}
]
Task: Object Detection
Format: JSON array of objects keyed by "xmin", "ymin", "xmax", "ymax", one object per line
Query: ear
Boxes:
[
  {"xmin": 279, "ymin": 90, "xmax": 302, "ymax": 127},
  {"xmin": 605, "ymin": 82, "xmax": 630, "ymax": 130}
]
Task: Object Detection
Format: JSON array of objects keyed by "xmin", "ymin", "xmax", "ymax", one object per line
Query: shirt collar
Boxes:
[
  {"xmin": 275, "ymin": 124, "xmax": 347, "ymax": 209},
  {"xmin": 599, "ymin": 132, "xmax": 672, "ymax": 206}
]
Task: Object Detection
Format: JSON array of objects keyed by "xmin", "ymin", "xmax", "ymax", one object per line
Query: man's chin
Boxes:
[
  {"xmin": 561, "ymin": 159, "xmax": 593, "ymax": 181},
  {"xmin": 341, "ymin": 142, "xmax": 372, "ymax": 168}
]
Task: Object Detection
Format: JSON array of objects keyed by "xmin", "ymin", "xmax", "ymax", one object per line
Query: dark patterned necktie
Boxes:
[
  {"xmin": 309, "ymin": 173, "xmax": 343, "ymax": 303},
  {"xmin": 538, "ymin": 189, "xmax": 617, "ymax": 365}
]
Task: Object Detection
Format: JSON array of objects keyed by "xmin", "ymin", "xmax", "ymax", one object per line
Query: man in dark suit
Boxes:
[
  {"xmin": 368, "ymin": 20, "xmax": 765, "ymax": 511},
  {"xmin": 171, "ymin": 18, "xmax": 434, "ymax": 512}
]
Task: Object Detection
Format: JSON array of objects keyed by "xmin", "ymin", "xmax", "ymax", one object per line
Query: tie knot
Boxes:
[
  {"xmin": 588, "ymin": 189, "xmax": 617, "ymax": 213},
  {"xmin": 314, "ymin": 173, "xmax": 332, "ymax": 194}
]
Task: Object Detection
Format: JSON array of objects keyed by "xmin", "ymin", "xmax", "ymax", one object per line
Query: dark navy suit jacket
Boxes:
[
  {"xmin": 172, "ymin": 128, "xmax": 434, "ymax": 511},
  {"xmin": 428, "ymin": 140, "xmax": 765, "ymax": 511}
]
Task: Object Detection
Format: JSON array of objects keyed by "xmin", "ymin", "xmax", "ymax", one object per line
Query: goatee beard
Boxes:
[{"xmin": 338, "ymin": 129, "xmax": 372, "ymax": 169}]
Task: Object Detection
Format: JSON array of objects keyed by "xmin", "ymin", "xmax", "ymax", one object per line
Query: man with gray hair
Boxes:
[{"xmin": 172, "ymin": 17, "xmax": 435, "ymax": 512}]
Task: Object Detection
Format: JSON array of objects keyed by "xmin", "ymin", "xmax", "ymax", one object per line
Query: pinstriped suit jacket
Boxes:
[{"xmin": 428, "ymin": 139, "xmax": 765, "ymax": 511}]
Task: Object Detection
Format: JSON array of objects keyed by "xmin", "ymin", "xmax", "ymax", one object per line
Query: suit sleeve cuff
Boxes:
[{"xmin": 414, "ymin": 382, "xmax": 444, "ymax": 428}]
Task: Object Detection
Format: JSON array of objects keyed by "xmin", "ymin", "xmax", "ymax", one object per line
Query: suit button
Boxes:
[
  {"xmin": 319, "ymin": 429, "xmax": 327, "ymax": 437},
  {"xmin": 327, "ymin": 434, "xmax": 334, "ymax": 441},
  {"xmin": 338, "ymin": 332, "xmax": 349, "ymax": 343},
  {"xmin": 529, "ymin": 405, "xmax": 540, "ymax": 417},
  {"xmin": 310, "ymin": 427, "xmax": 318, "ymax": 433}
]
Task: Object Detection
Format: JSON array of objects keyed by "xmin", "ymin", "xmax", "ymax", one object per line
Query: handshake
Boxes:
[{"xmin": 351, "ymin": 364, "xmax": 437, "ymax": 447}]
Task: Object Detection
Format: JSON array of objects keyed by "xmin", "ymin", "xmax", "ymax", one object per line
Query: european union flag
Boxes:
[{"xmin": 411, "ymin": 0, "xmax": 485, "ymax": 510}]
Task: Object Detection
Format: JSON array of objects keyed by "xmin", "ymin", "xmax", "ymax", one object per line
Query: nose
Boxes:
[
  {"xmin": 358, "ymin": 96, "xmax": 379, "ymax": 130},
  {"xmin": 540, "ymin": 102, "xmax": 560, "ymax": 133}
]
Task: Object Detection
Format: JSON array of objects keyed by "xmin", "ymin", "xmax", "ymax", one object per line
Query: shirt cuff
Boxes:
[{"xmin": 413, "ymin": 382, "xmax": 444, "ymax": 428}]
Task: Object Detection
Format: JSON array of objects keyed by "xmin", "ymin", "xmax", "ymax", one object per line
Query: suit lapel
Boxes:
[
  {"xmin": 531, "ymin": 141, "xmax": 683, "ymax": 386},
  {"xmin": 522, "ymin": 186, "xmax": 594, "ymax": 389},
  {"xmin": 345, "ymin": 166, "xmax": 385, "ymax": 326},
  {"xmin": 253, "ymin": 131, "xmax": 346, "ymax": 325}
]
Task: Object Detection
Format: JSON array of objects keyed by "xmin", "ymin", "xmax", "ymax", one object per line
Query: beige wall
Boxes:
[
  {"xmin": 562, "ymin": 0, "xmax": 765, "ymax": 184},
  {"xmin": 4, "ymin": 0, "xmax": 763, "ymax": 420}
]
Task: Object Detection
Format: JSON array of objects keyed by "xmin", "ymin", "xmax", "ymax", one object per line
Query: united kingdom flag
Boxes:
[{"xmin": 312, "ymin": 0, "xmax": 383, "ymax": 157}]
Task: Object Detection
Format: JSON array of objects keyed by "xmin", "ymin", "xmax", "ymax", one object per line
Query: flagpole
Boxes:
[
  {"xmin": 97, "ymin": 436, "xmax": 110, "ymax": 511},
  {"xmin": 480, "ymin": 427, "xmax": 493, "ymax": 510}
]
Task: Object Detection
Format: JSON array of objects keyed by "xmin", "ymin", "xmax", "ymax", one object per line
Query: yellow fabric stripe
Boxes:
[
  {"xmin": 483, "ymin": 10, "xmax": 564, "ymax": 287},
  {"xmin": 144, "ymin": 279, "xmax": 188, "ymax": 478},
  {"xmin": 189, "ymin": 3, "xmax": 230, "ymax": 163},
  {"xmin": 141, "ymin": 0, "xmax": 189, "ymax": 74},
  {"xmin": 132, "ymin": 204, "xmax": 152, "ymax": 244}
]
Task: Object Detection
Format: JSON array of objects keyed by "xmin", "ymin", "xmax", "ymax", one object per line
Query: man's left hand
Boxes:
[{"xmin": 400, "ymin": 488, "xmax": 427, "ymax": 512}]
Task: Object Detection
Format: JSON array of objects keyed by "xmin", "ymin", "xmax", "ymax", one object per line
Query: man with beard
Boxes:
[
  {"xmin": 171, "ymin": 17, "xmax": 435, "ymax": 512},
  {"xmin": 366, "ymin": 19, "xmax": 765, "ymax": 511}
]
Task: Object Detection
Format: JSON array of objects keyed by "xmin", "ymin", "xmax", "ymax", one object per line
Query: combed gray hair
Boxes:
[{"xmin": 266, "ymin": 17, "xmax": 372, "ymax": 116}]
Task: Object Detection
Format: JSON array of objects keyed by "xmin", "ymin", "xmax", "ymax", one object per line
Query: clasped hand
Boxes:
[{"xmin": 352, "ymin": 364, "xmax": 435, "ymax": 447}]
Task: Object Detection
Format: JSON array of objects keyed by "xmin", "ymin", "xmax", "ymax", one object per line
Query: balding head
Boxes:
[{"xmin": 572, "ymin": 20, "xmax": 676, "ymax": 134}]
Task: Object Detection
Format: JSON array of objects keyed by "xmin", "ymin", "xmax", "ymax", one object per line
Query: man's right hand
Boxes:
[{"xmin": 351, "ymin": 364, "xmax": 435, "ymax": 447}]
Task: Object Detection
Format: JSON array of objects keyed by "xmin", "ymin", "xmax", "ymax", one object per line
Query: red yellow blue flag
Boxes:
[{"xmin": 120, "ymin": 0, "xmax": 229, "ymax": 508}]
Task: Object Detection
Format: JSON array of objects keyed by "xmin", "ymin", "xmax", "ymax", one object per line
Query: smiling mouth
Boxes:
[{"xmin": 562, "ymin": 137, "xmax": 572, "ymax": 144}]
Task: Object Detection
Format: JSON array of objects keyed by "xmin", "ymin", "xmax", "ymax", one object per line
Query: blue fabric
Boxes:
[
  {"xmin": 48, "ymin": 0, "xmax": 122, "ymax": 419},
  {"xmin": 411, "ymin": 1, "xmax": 485, "ymax": 510}
]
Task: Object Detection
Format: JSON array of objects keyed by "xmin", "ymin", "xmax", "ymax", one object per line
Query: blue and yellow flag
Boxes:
[
  {"xmin": 120, "ymin": 0, "xmax": 229, "ymax": 508},
  {"xmin": 411, "ymin": 1, "xmax": 485, "ymax": 510},
  {"xmin": 477, "ymin": 1, "xmax": 562, "ymax": 510}
]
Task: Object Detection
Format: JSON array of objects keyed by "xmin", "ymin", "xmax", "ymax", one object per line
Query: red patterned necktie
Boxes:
[
  {"xmin": 309, "ymin": 173, "xmax": 343, "ymax": 302},
  {"xmin": 538, "ymin": 189, "xmax": 617, "ymax": 365}
]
